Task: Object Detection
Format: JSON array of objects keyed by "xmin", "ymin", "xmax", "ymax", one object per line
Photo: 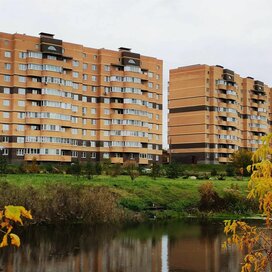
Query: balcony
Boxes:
[
  {"xmin": 24, "ymin": 154, "xmax": 71, "ymax": 162},
  {"xmin": 110, "ymin": 157, "xmax": 124, "ymax": 164},
  {"xmin": 218, "ymin": 157, "xmax": 229, "ymax": 163}
]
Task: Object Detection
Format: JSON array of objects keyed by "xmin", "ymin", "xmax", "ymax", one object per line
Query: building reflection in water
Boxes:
[{"xmin": 0, "ymin": 222, "xmax": 242, "ymax": 272}]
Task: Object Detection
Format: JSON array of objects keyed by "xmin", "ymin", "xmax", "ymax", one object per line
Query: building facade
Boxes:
[
  {"xmin": 0, "ymin": 32, "xmax": 162, "ymax": 164},
  {"xmin": 169, "ymin": 64, "xmax": 270, "ymax": 164}
]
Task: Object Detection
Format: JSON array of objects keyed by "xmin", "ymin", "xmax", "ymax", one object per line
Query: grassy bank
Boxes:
[{"xmin": 0, "ymin": 174, "xmax": 258, "ymax": 224}]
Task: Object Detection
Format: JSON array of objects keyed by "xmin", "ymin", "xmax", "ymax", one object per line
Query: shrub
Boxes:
[
  {"xmin": 198, "ymin": 181, "xmax": 222, "ymax": 211},
  {"xmin": 223, "ymin": 188, "xmax": 258, "ymax": 214},
  {"xmin": 109, "ymin": 163, "xmax": 122, "ymax": 177},
  {"xmin": 123, "ymin": 160, "xmax": 139, "ymax": 181},
  {"xmin": 210, "ymin": 168, "xmax": 217, "ymax": 176},
  {"xmin": 150, "ymin": 163, "xmax": 161, "ymax": 180},
  {"xmin": 226, "ymin": 164, "xmax": 235, "ymax": 177},
  {"xmin": 166, "ymin": 163, "xmax": 181, "ymax": 179}
]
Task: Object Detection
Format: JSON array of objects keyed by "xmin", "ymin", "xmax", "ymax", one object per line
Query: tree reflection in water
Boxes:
[{"xmin": 0, "ymin": 221, "xmax": 242, "ymax": 272}]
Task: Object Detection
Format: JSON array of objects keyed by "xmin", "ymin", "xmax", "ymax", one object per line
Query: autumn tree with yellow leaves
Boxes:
[
  {"xmin": 0, "ymin": 205, "xmax": 32, "ymax": 247},
  {"xmin": 224, "ymin": 134, "xmax": 272, "ymax": 271}
]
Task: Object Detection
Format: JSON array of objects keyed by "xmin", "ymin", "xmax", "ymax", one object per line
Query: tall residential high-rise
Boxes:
[
  {"xmin": 169, "ymin": 64, "xmax": 270, "ymax": 164},
  {"xmin": 0, "ymin": 32, "xmax": 162, "ymax": 164}
]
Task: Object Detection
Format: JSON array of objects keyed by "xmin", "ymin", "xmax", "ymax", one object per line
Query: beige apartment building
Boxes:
[
  {"xmin": 169, "ymin": 64, "xmax": 270, "ymax": 164},
  {"xmin": 0, "ymin": 32, "xmax": 162, "ymax": 164}
]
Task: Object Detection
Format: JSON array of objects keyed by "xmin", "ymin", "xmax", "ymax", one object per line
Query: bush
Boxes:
[
  {"xmin": 210, "ymin": 168, "xmax": 217, "ymax": 176},
  {"xmin": 109, "ymin": 163, "xmax": 122, "ymax": 177},
  {"xmin": 123, "ymin": 160, "xmax": 139, "ymax": 181},
  {"xmin": 226, "ymin": 164, "xmax": 235, "ymax": 177},
  {"xmin": 198, "ymin": 182, "xmax": 222, "ymax": 211},
  {"xmin": 166, "ymin": 163, "xmax": 181, "ymax": 179},
  {"xmin": 223, "ymin": 188, "xmax": 258, "ymax": 214}
]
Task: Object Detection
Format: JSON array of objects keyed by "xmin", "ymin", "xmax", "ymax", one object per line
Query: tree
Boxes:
[
  {"xmin": 0, "ymin": 155, "xmax": 7, "ymax": 178},
  {"xmin": 84, "ymin": 160, "xmax": 96, "ymax": 180},
  {"xmin": 0, "ymin": 205, "xmax": 32, "ymax": 248},
  {"xmin": 123, "ymin": 160, "xmax": 139, "ymax": 181},
  {"xmin": 165, "ymin": 162, "xmax": 180, "ymax": 179},
  {"xmin": 224, "ymin": 134, "xmax": 272, "ymax": 271},
  {"xmin": 70, "ymin": 160, "xmax": 81, "ymax": 180},
  {"xmin": 150, "ymin": 163, "xmax": 161, "ymax": 180},
  {"xmin": 229, "ymin": 149, "xmax": 253, "ymax": 177}
]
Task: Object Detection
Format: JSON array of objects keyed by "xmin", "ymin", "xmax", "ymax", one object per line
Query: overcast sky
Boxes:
[{"xmin": 2, "ymin": 0, "xmax": 272, "ymax": 148}]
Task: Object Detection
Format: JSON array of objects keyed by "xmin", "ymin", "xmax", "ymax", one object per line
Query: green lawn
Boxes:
[{"xmin": 4, "ymin": 174, "xmax": 252, "ymax": 218}]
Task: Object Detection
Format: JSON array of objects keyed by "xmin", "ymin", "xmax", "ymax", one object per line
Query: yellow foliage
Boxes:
[
  {"xmin": 9, "ymin": 233, "xmax": 20, "ymax": 247},
  {"xmin": 0, "ymin": 205, "xmax": 32, "ymax": 248},
  {"xmin": 224, "ymin": 133, "xmax": 272, "ymax": 271}
]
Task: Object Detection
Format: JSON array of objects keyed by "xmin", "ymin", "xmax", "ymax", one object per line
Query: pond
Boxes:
[{"xmin": 0, "ymin": 220, "xmax": 242, "ymax": 272}]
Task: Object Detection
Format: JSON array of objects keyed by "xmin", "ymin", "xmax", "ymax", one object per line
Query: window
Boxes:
[
  {"xmin": 82, "ymin": 85, "xmax": 87, "ymax": 91},
  {"xmin": 4, "ymin": 75, "xmax": 11, "ymax": 82},
  {"xmin": 83, "ymin": 74, "xmax": 88, "ymax": 80},
  {"xmin": 17, "ymin": 125, "xmax": 24, "ymax": 131},
  {"xmin": 83, "ymin": 63, "xmax": 88, "ymax": 70},
  {"xmin": 148, "ymin": 82, "xmax": 153, "ymax": 88},
  {"xmin": 19, "ymin": 63, "xmax": 27, "ymax": 71},
  {"xmin": 82, "ymin": 130, "xmax": 87, "ymax": 136},
  {"xmin": 104, "ymin": 65, "xmax": 110, "ymax": 71},
  {"xmin": 104, "ymin": 109, "xmax": 110, "ymax": 115},
  {"xmin": 4, "ymin": 63, "xmax": 11, "ymax": 70},
  {"xmin": 104, "ymin": 98, "xmax": 110, "ymax": 104},
  {"xmin": 104, "ymin": 76, "xmax": 110, "ymax": 82},
  {"xmin": 91, "ymin": 108, "xmax": 96, "ymax": 114},
  {"xmin": 73, "ymin": 72, "xmax": 79, "ymax": 78},
  {"xmin": 72, "ymin": 60, "xmax": 79, "ymax": 67},
  {"xmin": 92, "ymin": 86, "xmax": 97, "ymax": 92},
  {"xmin": 103, "ymin": 153, "xmax": 109, "ymax": 159},
  {"xmin": 3, "ymin": 136, "xmax": 9, "ymax": 143},
  {"xmin": 72, "ymin": 151, "xmax": 78, "ymax": 157},
  {"xmin": 19, "ymin": 76, "xmax": 26, "ymax": 83},
  {"xmin": 3, "ymin": 88, "xmax": 10, "ymax": 94},
  {"xmin": 91, "ymin": 119, "xmax": 96, "ymax": 125},
  {"xmin": 2, "ymin": 149, "xmax": 8, "ymax": 156},
  {"xmin": 18, "ymin": 112, "xmax": 25, "ymax": 119},
  {"xmin": 4, "ymin": 51, "xmax": 11, "ymax": 58},
  {"xmin": 91, "ymin": 75, "xmax": 97, "ymax": 81},
  {"xmin": 82, "ymin": 152, "xmax": 86, "ymax": 158},
  {"xmin": 17, "ymin": 137, "xmax": 24, "ymax": 143},
  {"xmin": 92, "ymin": 64, "xmax": 97, "ymax": 71},
  {"xmin": 3, "ymin": 124, "xmax": 9, "ymax": 131},
  {"xmin": 19, "ymin": 52, "xmax": 27, "ymax": 59},
  {"xmin": 18, "ymin": 88, "xmax": 26, "ymax": 95},
  {"xmin": 90, "ymin": 130, "xmax": 96, "ymax": 136},
  {"xmin": 82, "ymin": 118, "xmax": 87, "ymax": 125},
  {"xmin": 82, "ymin": 96, "xmax": 87, "ymax": 102},
  {"xmin": 148, "ymin": 72, "xmax": 153, "ymax": 78},
  {"xmin": 3, "ymin": 100, "xmax": 10, "ymax": 106},
  {"xmin": 18, "ymin": 101, "xmax": 25, "ymax": 107},
  {"xmin": 93, "ymin": 55, "xmax": 97, "ymax": 60},
  {"xmin": 3, "ymin": 112, "xmax": 10, "ymax": 118},
  {"xmin": 17, "ymin": 149, "xmax": 24, "ymax": 156},
  {"xmin": 29, "ymin": 51, "xmax": 42, "ymax": 59},
  {"xmin": 91, "ymin": 152, "xmax": 96, "ymax": 158},
  {"xmin": 72, "ymin": 128, "xmax": 78, "ymax": 135}
]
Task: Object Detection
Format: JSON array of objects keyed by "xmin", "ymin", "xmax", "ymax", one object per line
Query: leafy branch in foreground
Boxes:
[
  {"xmin": 224, "ymin": 134, "xmax": 272, "ymax": 272},
  {"xmin": 0, "ymin": 205, "xmax": 32, "ymax": 247}
]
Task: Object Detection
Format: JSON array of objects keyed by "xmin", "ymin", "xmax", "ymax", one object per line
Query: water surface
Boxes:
[{"xmin": 0, "ymin": 220, "xmax": 242, "ymax": 272}]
